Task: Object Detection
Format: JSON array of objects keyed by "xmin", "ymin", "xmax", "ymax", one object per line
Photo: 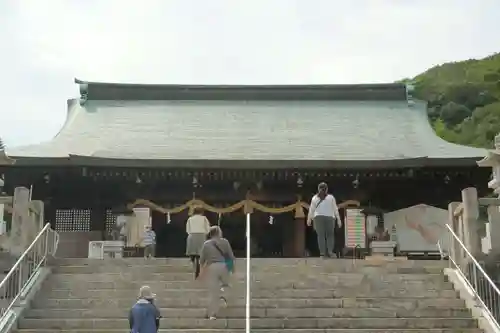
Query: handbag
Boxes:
[
  {"xmin": 310, "ymin": 196, "xmax": 326, "ymax": 227},
  {"xmin": 212, "ymin": 241, "xmax": 234, "ymax": 273}
]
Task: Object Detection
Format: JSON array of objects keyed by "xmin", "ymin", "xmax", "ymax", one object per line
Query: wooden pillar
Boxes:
[
  {"xmin": 282, "ymin": 221, "xmax": 293, "ymax": 257},
  {"xmin": 293, "ymin": 217, "xmax": 305, "ymax": 257},
  {"xmin": 461, "ymin": 187, "xmax": 481, "ymax": 256}
]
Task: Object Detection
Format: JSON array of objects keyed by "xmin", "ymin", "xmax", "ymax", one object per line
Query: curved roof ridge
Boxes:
[
  {"xmin": 410, "ymin": 100, "xmax": 485, "ymax": 158},
  {"xmin": 75, "ymin": 78, "xmax": 409, "ymax": 102}
]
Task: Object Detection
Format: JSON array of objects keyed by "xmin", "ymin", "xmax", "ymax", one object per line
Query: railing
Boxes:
[
  {"xmin": 440, "ymin": 223, "xmax": 500, "ymax": 328},
  {"xmin": 0, "ymin": 223, "xmax": 59, "ymax": 320}
]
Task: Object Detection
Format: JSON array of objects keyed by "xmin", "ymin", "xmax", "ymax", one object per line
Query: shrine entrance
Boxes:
[
  {"xmin": 151, "ymin": 209, "xmax": 248, "ymax": 258},
  {"xmin": 127, "ymin": 198, "xmax": 359, "ymax": 258}
]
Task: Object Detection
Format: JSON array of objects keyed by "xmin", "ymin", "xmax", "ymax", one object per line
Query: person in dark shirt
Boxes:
[{"xmin": 128, "ymin": 286, "xmax": 161, "ymax": 333}]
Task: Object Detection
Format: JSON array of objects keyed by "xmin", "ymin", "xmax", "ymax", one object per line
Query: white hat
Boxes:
[{"xmin": 138, "ymin": 285, "xmax": 156, "ymax": 299}]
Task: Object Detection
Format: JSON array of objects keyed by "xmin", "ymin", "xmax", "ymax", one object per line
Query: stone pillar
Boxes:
[
  {"xmin": 487, "ymin": 205, "xmax": 500, "ymax": 254},
  {"xmin": 461, "ymin": 187, "xmax": 481, "ymax": 256},
  {"xmin": 448, "ymin": 202, "xmax": 460, "ymax": 259},
  {"xmin": 11, "ymin": 187, "xmax": 30, "ymax": 255}
]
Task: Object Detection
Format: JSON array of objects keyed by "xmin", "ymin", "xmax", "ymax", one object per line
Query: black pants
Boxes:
[{"xmin": 190, "ymin": 255, "xmax": 200, "ymax": 278}]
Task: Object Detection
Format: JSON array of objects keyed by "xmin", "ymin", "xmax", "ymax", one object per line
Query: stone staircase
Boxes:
[
  {"xmin": 14, "ymin": 257, "xmax": 483, "ymax": 332},
  {"xmin": 249, "ymin": 258, "xmax": 482, "ymax": 332},
  {"xmin": 16, "ymin": 258, "xmax": 246, "ymax": 332}
]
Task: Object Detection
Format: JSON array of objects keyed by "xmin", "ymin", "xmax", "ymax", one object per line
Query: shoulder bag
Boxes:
[{"xmin": 212, "ymin": 241, "xmax": 234, "ymax": 273}]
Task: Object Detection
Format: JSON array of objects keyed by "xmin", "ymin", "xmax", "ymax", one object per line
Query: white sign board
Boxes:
[
  {"xmin": 133, "ymin": 207, "xmax": 151, "ymax": 227},
  {"xmin": 384, "ymin": 204, "xmax": 449, "ymax": 254},
  {"xmin": 345, "ymin": 209, "xmax": 366, "ymax": 248}
]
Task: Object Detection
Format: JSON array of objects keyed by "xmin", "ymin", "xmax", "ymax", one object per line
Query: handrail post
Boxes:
[
  {"xmin": 44, "ymin": 226, "xmax": 49, "ymax": 258},
  {"xmin": 448, "ymin": 202, "xmax": 459, "ymax": 263}
]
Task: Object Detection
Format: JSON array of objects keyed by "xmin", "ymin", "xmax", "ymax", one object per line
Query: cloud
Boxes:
[{"xmin": 0, "ymin": 0, "xmax": 499, "ymax": 146}]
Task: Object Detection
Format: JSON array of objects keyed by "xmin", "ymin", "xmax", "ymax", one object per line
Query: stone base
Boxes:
[
  {"xmin": 365, "ymin": 255, "xmax": 408, "ymax": 262},
  {"xmin": 88, "ymin": 241, "xmax": 124, "ymax": 259},
  {"xmin": 370, "ymin": 241, "xmax": 396, "ymax": 256}
]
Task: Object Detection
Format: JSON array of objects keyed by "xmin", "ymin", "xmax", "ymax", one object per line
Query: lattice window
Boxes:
[
  {"xmin": 55, "ymin": 209, "xmax": 91, "ymax": 231},
  {"xmin": 105, "ymin": 210, "xmax": 117, "ymax": 233}
]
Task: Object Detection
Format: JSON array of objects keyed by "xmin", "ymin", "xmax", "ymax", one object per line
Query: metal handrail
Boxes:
[
  {"xmin": 0, "ymin": 223, "xmax": 58, "ymax": 319},
  {"xmin": 440, "ymin": 223, "xmax": 500, "ymax": 327}
]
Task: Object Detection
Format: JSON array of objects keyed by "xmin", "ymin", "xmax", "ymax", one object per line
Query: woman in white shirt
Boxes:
[
  {"xmin": 186, "ymin": 207, "xmax": 211, "ymax": 278},
  {"xmin": 307, "ymin": 182, "xmax": 342, "ymax": 258}
]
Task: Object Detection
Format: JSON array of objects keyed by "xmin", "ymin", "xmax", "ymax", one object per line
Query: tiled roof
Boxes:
[{"xmin": 8, "ymin": 91, "xmax": 485, "ymax": 167}]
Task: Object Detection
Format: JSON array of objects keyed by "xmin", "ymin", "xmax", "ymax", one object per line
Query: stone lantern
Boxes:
[{"xmin": 477, "ymin": 133, "xmax": 500, "ymax": 255}]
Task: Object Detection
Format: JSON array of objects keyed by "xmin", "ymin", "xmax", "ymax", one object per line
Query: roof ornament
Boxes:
[
  {"xmin": 405, "ymin": 82, "xmax": 415, "ymax": 107},
  {"xmin": 79, "ymin": 82, "xmax": 89, "ymax": 106},
  {"xmin": 0, "ymin": 138, "xmax": 14, "ymax": 166},
  {"xmin": 495, "ymin": 133, "xmax": 500, "ymax": 150}
]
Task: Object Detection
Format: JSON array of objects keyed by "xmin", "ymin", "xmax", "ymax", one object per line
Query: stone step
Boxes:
[
  {"xmin": 24, "ymin": 307, "xmax": 470, "ymax": 319},
  {"xmin": 42, "ymin": 279, "xmax": 452, "ymax": 291},
  {"xmin": 16, "ymin": 331, "xmax": 241, "ymax": 333},
  {"xmin": 18, "ymin": 317, "xmax": 477, "ymax": 329},
  {"xmin": 14, "ymin": 329, "xmax": 484, "ymax": 333},
  {"xmin": 32, "ymin": 296, "xmax": 466, "ymax": 309},
  {"xmin": 38, "ymin": 287, "xmax": 458, "ymax": 299},
  {"xmin": 52, "ymin": 263, "xmax": 444, "ymax": 274},
  {"xmin": 46, "ymin": 272, "xmax": 448, "ymax": 283},
  {"xmin": 53, "ymin": 258, "xmax": 446, "ymax": 268}
]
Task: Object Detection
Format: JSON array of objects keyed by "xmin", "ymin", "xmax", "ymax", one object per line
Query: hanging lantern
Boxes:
[
  {"xmin": 217, "ymin": 212, "xmax": 222, "ymax": 225},
  {"xmin": 233, "ymin": 181, "xmax": 241, "ymax": 191},
  {"xmin": 166, "ymin": 212, "xmax": 171, "ymax": 224},
  {"xmin": 296, "ymin": 175, "xmax": 303, "ymax": 188},
  {"xmin": 268, "ymin": 215, "xmax": 274, "ymax": 225}
]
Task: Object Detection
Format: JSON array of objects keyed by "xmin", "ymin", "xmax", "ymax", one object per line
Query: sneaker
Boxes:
[
  {"xmin": 209, "ymin": 316, "xmax": 217, "ymax": 320},
  {"xmin": 220, "ymin": 296, "xmax": 227, "ymax": 307}
]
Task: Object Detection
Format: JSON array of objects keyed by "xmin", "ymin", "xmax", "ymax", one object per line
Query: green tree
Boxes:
[
  {"xmin": 439, "ymin": 102, "xmax": 472, "ymax": 126},
  {"xmin": 408, "ymin": 52, "xmax": 500, "ymax": 148}
]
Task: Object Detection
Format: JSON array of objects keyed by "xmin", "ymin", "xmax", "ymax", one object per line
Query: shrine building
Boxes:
[{"xmin": 0, "ymin": 79, "xmax": 491, "ymax": 258}]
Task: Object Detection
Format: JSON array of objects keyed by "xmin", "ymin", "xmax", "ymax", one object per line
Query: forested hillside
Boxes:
[{"xmin": 407, "ymin": 53, "xmax": 500, "ymax": 148}]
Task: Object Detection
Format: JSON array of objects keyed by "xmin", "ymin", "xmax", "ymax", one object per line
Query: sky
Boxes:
[{"xmin": 0, "ymin": 0, "xmax": 499, "ymax": 147}]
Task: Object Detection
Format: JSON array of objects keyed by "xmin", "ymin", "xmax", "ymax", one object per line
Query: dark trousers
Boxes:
[
  {"xmin": 190, "ymin": 255, "xmax": 200, "ymax": 278},
  {"xmin": 313, "ymin": 215, "xmax": 335, "ymax": 257}
]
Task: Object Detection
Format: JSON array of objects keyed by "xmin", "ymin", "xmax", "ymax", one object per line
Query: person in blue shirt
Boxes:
[{"xmin": 128, "ymin": 285, "xmax": 161, "ymax": 333}]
